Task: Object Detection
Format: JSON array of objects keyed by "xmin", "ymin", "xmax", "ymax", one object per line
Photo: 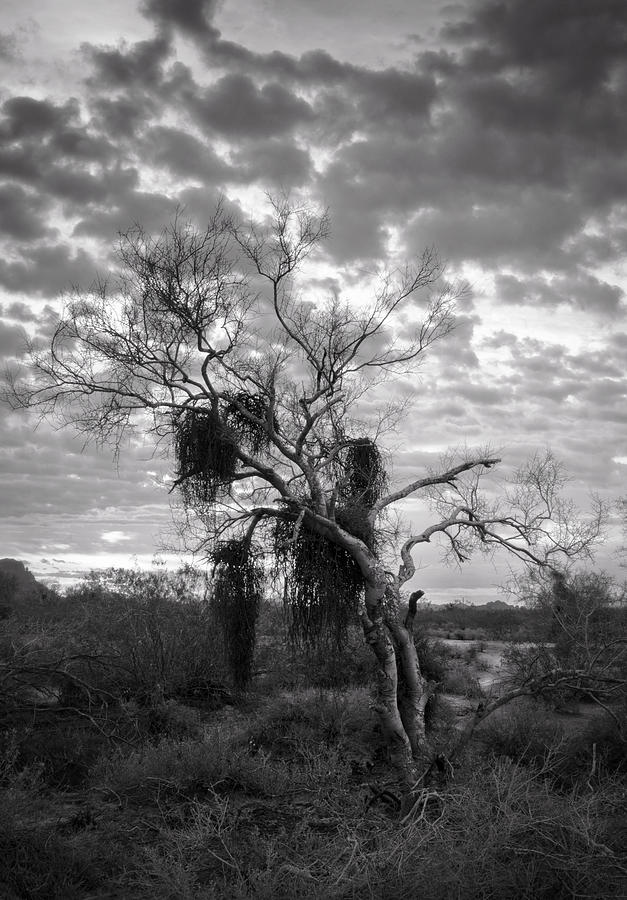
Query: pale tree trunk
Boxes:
[
  {"xmin": 386, "ymin": 591, "xmax": 433, "ymax": 761},
  {"xmin": 360, "ymin": 568, "xmax": 430, "ymax": 798},
  {"xmin": 361, "ymin": 613, "xmax": 420, "ymax": 794}
]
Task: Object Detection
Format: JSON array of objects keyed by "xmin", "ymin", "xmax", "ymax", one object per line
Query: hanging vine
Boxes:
[
  {"xmin": 211, "ymin": 538, "xmax": 264, "ymax": 690},
  {"xmin": 173, "ymin": 406, "xmax": 238, "ymax": 505},
  {"xmin": 274, "ymin": 510, "xmax": 364, "ymax": 648},
  {"xmin": 336, "ymin": 437, "xmax": 387, "ymax": 550}
]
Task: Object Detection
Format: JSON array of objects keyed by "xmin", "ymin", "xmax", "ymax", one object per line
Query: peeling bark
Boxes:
[
  {"xmin": 386, "ymin": 616, "xmax": 427, "ymax": 758},
  {"xmin": 359, "ymin": 566, "xmax": 430, "ymax": 794},
  {"xmin": 361, "ymin": 610, "xmax": 420, "ymax": 792}
]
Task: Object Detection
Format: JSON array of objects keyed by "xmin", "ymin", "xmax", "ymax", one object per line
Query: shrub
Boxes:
[
  {"xmin": 120, "ymin": 699, "xmax": 202, "ymax": 742},
  {"xmin": 442, "ymin": 664, "xmax": 484, "ymax": 698},
  {"xmin": 246, "ymin": 687, "xmax": 372, "ymax": 758},
  {"xmin": 255, "ymin": 623, "xmax": 375, "ymax": 690},
  {"xmin": 415, "ymin": 636, "xmax": 449, "ymax": 683},
  {"xmin": 59, "ymin": 567, "xmax": 225, "ymax": 704},
  {"xmin": 477, "ymin": 699, "xmax": 566, "ymax": 768},
  {"xmin": 0, "ymin": 769, "xmax": 125, "ymax": 899},
  {"xmin": 90, "ymin": 729, "xmax": 296, "ymax": 806},
  {"xmin": 552, "ymin": 712, "xmax": 627, "ymax": 787}
]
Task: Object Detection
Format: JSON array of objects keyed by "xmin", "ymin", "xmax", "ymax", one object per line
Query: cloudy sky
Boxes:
[{"xmin": 0, "ymin": 0, "xmax": 625, "ymax": 600}]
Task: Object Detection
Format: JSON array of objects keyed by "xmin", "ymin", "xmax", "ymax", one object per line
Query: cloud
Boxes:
[
  {"xmin": 0, "ymin": 184, "xmax": 57, "ymax": 240},
  {"xmin": 188, "ymin": 73, "xmax": 315, "ymax": 139},
  {"xmin": 72, "ymin": 189, "xmax": 180, "ymax": 240},
  {"xmin": 0, "ymin": 96, "xmax": 79, "ymax": 140},
  {"xmin": 2, "ymin": 301, "xmax": 38, "ymax": 322},
  {"xmin": 0, "ymin": 31, "xmax": 19, "ymax": 62},
  {"xmin": 0, "ymin": 320, "xmax": 26, "ymax": 358},
  {"xmin": 0, "ymin": 244, "xmax": 99, "ymax": 296},
  {"xmin": 82, "ymin": 35, "xmax": 172, "ymax": 89},
  {"xmin": 141, "ymin": 0, "xmax": 220, "ymax": 39},
  {"xmin": 230, "ymin": 138, "xmax": 312, "ymax": 187},
  {"xmin": 0, "ymin": 95, "xmax": 139, "ymax": 221},
  {"xmin": 1, "ymin": 0, "xmax": 625, "ymax": 594},
  {"xmin": 89, "ymin": 95, "xmax": 157, "ymax": 140},
  {"xmin": 101, "ymin": 530, "xmax": 132, "ymax": 544},
  {"xmin": 443, "ymin": 0, "xmax": 627, "ymax": 93},
  {"xmin": 143, "ymin": 125, "xmax": 232, "ymax": 182}
]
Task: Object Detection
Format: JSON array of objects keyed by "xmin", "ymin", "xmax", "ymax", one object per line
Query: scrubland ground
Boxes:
[{"xmin": 1, "ymin": 629, "xmax": 625, "ymax": 900}]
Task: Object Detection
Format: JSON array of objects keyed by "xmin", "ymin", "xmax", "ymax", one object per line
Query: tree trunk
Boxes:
[
  {"xmin": 360, "ymin": 569, "xmax": 427, "ymax": 796},
  {"xmin": 386, "ymin": 616, "xmax": 430, "ymax": 761},
  {"xmin": 361, "ymin": 611, "xmax": 421, "ymax": 794}
]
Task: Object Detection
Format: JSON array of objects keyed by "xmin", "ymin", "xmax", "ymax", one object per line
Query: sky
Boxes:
[{"xmin": 0, "ymin": 0, "xmax": 625, "ymax": 601}]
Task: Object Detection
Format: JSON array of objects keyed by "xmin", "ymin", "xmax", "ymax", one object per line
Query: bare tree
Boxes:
[{"xmin": 3, "ymin": 196, "xmax": 606, "ymax": 799}]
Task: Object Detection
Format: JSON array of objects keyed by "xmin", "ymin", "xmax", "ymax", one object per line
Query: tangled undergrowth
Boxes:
[
  {"xmin": 1, "ymin": 685, "xmax": 625, "ymax": 900},
  {"xmin": 1, "ymin": 578, "xmax": 625, "ymax": 899}
]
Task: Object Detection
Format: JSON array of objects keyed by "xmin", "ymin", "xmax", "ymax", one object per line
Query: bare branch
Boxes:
[{"xmin": 377, "ymin": 457, "xmax": 501, "ymax": 511}]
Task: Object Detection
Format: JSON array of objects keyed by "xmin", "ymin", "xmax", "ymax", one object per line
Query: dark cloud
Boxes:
[
  {"xmin": 141, "ymin": 0, "xmax": 220, "ymax": 38},
  {"xmin": 0, "ymin": 245, "xmax": 98, "ymax": 296},
  {"xmin": 0, "ymin": 145, "xmax": 41, "ymax": 181},
  {"xmin": 0, "ymin": 320, "xmax": 26, "ymax": 358},
  {"xmin": 351, "ymin": 68, "xmax": 436, "ymax": 125},
  {"xmin": 189, "ymin": 73, "xmax": 314, "ymax": 138},
  {"xmin": 49, "ymin": 128, "xmax": 115, "ymax": 163},
  {"xmin": 0, "ymin": 31, "xmax": 19, "ymax": 62},
  {"xmin": 0, "ymin": 184, "xmax": 56, "ymax": 240},
  {"xmin": 2, "ymin": 301, "xmax": 38, "ymax": 323},
  {"xmin": 47, "ymin": 166, "xmax": 138, "ymax": 205},
  {"xmin": 1, "ymin": 141, "xmax": 140, "ymax": 208},
  {"xmin": 404, "ymin": 190, "xmax": 586, "ymax": 270},
  {"xmin": 90, "ymin": 95, "xmax": 156, "ymax": 140},
  {"xmin": 144, "ymin": 125, "xmax": 232, "ymax": 182},
  {"xmin": 443, "ymin": 0, "xmax": 627, "ymax": 92},
  {"xmin": 73, "ymin": 189, "xmax": 180, "ymax": 240},
  {"xmin": 495, "ymin": 272, "xmax": 624, "ymax": 316},
  {"xmin": 0, "ymin": 96, "xmax": 79, "ymax": 140},
  {"xmin": 82, "ymin": 35, "xmax": 172, "ymax": 89},
  {"xmin": 230, "ymin": 139, "xmax": 312, "ymax": 187},
  {"xmin": 0, "ymin": 95, "xmax": 137, "ymax": 215}
]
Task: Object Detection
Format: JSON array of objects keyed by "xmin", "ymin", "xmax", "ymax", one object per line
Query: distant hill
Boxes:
[
  {"xmin": 413, "ymin": 597, "xmax": 537, "ymax": 640},
  {"xmin": 0, "ymin": 558, "xmax": 40, "ymax": 591},
  {"xmin": 0, "ymin": 558, "xmax": 49, "ymax": 615}
]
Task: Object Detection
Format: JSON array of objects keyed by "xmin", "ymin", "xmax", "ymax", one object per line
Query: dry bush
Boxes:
[
  {"xmin": 442, "ymin": 663, "xmax": 484, "ymax": 698},
  {"xmin": 109, "ymin": 756, "xmax": 626, "ymax": 900},
  {"xmin": 1, "ymin": 694, "xmax": 625, "ymax": 899},
  {"xmin": 90, "ymin": 729, "xmax": 297, "ymax": 807},
  {"xmin": 477, "ymin": 697, "xmax": 627, "ymax": 790},
  {"xmin": 244, "ymin": 687, "xmax": 373, "ymax": 760},
  {"xmin": 62, "ymin": 568, "xmax": 225, "ymax": 705},
  {"xmin": 477, "ymin": 699, "xmax": 566, "ymax": 768},
  {"xmin": 0, "ymin": 766, "xmax": 125, "ymax": 899},
  {"xmin": 414, "ymin": 635, "xmax": 450, "ymax": 683},
  {"xmin": 255, "ymin": 621, "xmax": 375, "ymax": 691},
  {"xmin": 560, "ymin": 712, "xmax": 626, "ymax": 783}
]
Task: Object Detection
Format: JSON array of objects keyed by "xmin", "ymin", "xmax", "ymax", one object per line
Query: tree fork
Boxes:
[
  {"xmin": 386, "ymin": 589, "xmax": 431, "ymax": 760},
  {"xmin": 360, "ymin": 611, "xmax": 420, "ymax": 793}
]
